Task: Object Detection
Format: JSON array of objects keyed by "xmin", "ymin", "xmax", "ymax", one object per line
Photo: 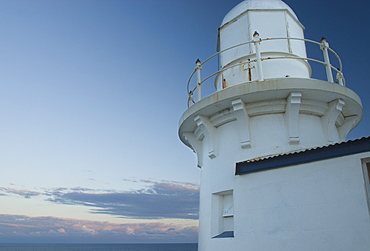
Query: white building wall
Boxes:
[
  {"xmin": 285, "ymin": 12, "xmax": 306, "ymax": 57},
  {"xmin": 231, "ymin": 152, "xmax": 370, "ymax": 251},
  {"xmin": 299, "ymin": 114, "xmax": 327, "ymax": 145},
  {"xmin": 248, "ymin": 11, "xmax": 289, "ymax": 52},
  {"xmin": 218, "ymin": 14, "xmax": 250, "ymax": 69}
]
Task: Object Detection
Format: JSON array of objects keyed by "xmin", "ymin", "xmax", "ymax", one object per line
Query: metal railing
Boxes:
[{"xmin": 187, "ymin": 33, "xmax": 345, "ymax": 107}]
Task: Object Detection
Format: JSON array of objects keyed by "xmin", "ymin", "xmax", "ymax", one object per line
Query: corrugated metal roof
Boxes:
[{"xmin": 236, "ymin": 136, "xmax": 370, "ymax": 175}]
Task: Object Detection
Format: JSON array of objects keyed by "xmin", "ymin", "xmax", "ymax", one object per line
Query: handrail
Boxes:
[{"xmin": 187, "ymin": 35, "xmax": 345, "ymax": 107}]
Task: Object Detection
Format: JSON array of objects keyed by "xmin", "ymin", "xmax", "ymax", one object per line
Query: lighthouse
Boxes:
[{"xmin": 179, "ymin": 0, "xmax": 370, "ymax": 250}]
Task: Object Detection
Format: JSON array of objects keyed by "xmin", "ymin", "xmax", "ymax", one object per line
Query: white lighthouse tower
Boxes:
[{"xmin": 179, "ymin": 0, "xmax": 370, "ymax": 250}]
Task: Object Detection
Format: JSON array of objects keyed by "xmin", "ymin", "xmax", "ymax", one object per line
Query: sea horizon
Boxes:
[{"xmin": 0, "ymin": 243, "xmax": 198, "ymax": 251}]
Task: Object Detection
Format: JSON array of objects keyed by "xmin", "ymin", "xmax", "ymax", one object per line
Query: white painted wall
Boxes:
[
  {"xmin": 199, "ymin": 151, "xmax": 370, "ymax": 250},
  {"xmin": 231, "ymin": 152, "xmax": 370, "ymax": 251}
]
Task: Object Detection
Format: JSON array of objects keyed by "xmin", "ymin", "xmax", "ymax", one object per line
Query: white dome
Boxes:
[{"xmin": 221, "ymin": 0, "xmax": 298, "ymax": 26}]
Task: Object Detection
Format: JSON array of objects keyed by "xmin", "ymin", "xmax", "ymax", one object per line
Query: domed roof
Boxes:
[{"xmin": 221, "ymin": 0, "xmax": 298, "ymax": 26}]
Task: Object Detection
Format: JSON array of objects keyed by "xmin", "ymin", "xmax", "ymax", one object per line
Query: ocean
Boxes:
[{"xmin": 0, "ymin": 243, "xmax": 198, "ymax": 251}]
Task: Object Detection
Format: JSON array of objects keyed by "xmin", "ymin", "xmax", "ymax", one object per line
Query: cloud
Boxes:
[
  {"xmin": 46, "ymin": 181, "xmax": 199, "ymax": 219},
  {"xmin": 0, "ymin": 214, "xmax": 198, "ymax": 243},
  {"xmin": 0, "ymin": 187, "xmax": 41, "ymax": 199},
  {"xmin": 1, "ymin": 180, "xmax": 199, "ymax": 220}
]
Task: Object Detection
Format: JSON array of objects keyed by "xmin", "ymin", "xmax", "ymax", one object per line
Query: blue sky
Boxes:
[{"xmin": 0, "ymin": 0, "xmax": 369, "ymax": 243}]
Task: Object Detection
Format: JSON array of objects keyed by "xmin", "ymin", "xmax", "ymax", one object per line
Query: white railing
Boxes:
[{"xmin": 187, "ymin": 33, "xmax": 345, "ymax": 107}]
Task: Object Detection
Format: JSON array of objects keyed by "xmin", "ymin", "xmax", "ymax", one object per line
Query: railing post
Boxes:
[
  {"xmin": 320, "ymin": 38, "xmax": 334, "ymax": 83},
  {"xmin": 253, "ymin": 31, "xmax": 264, "ymax": 81},
  {"xmin": 336, "ymin": 72, "xmax": 345, "ymax": 86},
  {"xmin": 188, "ymin": 91, "xmax": 194, "ymax": 107},
  {"xmin": 195, "ymin": 59, "xmax": 202, "ymax": 101}
]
